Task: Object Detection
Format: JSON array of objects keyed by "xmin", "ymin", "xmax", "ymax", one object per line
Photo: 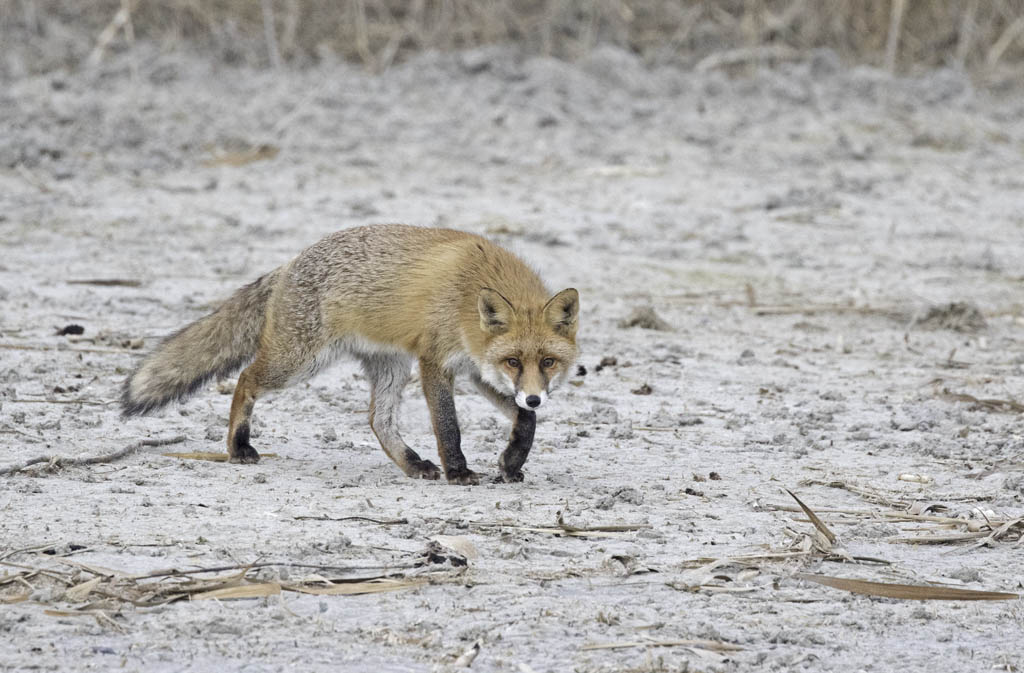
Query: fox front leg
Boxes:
[
  {"xmin": 471, "ymin": 374, "xmax": 536, "ymax": 482},
  {"xmin": 498, "ymin": 409, "xmax": 535, "ymax": 483},
  {"xmin": 420, "ymin": 359, "xmax": 481, "ymax": 485}
]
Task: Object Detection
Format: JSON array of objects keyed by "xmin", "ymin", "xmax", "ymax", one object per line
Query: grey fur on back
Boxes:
[{"xmin": 121, "ymin": 269, "xmax": 279, "ymax": 416}]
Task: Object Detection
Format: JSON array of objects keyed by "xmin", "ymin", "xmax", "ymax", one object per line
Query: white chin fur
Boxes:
[{"xmin": 516, "ymin": 390, "xmax": 547, "ymax": 410}]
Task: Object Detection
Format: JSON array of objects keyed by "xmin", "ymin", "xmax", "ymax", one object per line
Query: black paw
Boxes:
[
  {"xmin": 499, "ymin": 469, "xmax": 524, "ymax": 483},
  {"xmin": 408, "ymin": 460, "xmax": 441, "ymax": 480},
  {"xmin": 446, "ymin": 467, "xmax": 481, "ymax": 486},
  {"xmin": 229, "ymin": 443, "xmax": 260, "ymax": 464}
]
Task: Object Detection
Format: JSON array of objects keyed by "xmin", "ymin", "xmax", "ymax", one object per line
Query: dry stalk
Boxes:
[
  {"xmin": 19, "ymin": 1, "xmax": 1024, "ymax": 71},
  {"xmin": 0, "ymin": 435, "xmax": 187, "ymax": 476},
  {"xmin": 956, "ymin": 0, "xmax": 980, "ymax": 66},
  {"xmin": 2, "ymin": 556, "xmax": 452, "ymax": 610},
  {"xmin": 86, "ymin": 0, "xmax": 135, "ymax": 67},
  {"xmin": 987, "ymin": 14, "xmax": 1024, "ymax": 67},
  {"xmin": 260, "ymin": 0, "xmax": 282, "ymax": 68},
  {"xmin": 885, "ymin": 0, "xmax": 907, "ymax": 72}
]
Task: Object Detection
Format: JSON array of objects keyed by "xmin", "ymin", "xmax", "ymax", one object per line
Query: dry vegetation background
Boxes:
[{"xmin": 3, "ymin": 0, "xmax": 1024, "ymax": 74}]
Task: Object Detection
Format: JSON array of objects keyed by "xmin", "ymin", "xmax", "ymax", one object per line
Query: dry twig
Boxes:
[{"xmin": 0, "ymin": 435, "xmax": 186, "ymax": 476}]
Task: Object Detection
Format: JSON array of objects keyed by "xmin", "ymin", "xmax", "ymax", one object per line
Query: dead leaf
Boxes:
[
  {"xmin": 431, "ymin": 536, "xmax": 479, "ymax": 560},
  {"xmin": 785, "ymin": 489, "xmax": 836, "ymax": 545},
  {"xmin": 798, "ymin": 574, "xmax": 1018, "ymax": 600}
]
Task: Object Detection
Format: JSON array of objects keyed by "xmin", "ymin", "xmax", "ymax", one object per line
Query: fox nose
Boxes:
[{"xmin": 525, "ymin": 395, "xmax": 541, "ymax": 408}]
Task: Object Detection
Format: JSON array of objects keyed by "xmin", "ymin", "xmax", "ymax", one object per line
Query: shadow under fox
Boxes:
[{"xmin": 122, "ymin": 224, "xmax": 579, "ymax": 485}]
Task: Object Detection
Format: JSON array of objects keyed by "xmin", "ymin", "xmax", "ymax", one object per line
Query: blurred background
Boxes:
[{"xmin": 4, "ymin": 0, "xmax": 1024, "ymax": 75}]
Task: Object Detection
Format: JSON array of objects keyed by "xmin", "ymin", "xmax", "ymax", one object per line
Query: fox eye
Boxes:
[
  {"xmin": 506, "ymin": 357, "xmax": 521, "ymax": 369},
  {"xmin": 541, "ymin": 357, "xmax": 556, "ymax": 368}
]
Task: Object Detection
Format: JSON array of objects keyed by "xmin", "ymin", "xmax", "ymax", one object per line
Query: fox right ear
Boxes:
[
  {"xmin": 544, "ymin": 288, "xmax": 579, "ymax": 336},
  {"xmin": 478, "ymin": 288, "xmax": 514, "ymax": 335}
]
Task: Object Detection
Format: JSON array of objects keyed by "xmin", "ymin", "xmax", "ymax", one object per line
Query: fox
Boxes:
[{"xmin": 121, "ymin": 224, "xmax": 579, "ymax": 485}]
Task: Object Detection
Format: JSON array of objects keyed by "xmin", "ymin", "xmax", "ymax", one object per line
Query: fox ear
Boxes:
[
  {"xmin": 478, "ymin": 288, "xmax": 515, "ymax": 335},
  {"xmin": 544, "ymin": 288, "xmax": 579, "ymax": 336}
]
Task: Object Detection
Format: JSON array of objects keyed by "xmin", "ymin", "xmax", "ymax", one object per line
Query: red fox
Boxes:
[{"xmin": 122, "ymin": 224, "xmax": 579, "ymax": 485}]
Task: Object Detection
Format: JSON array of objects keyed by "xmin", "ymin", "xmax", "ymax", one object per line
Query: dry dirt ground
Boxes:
[{"xmin": 2, "ymin": 44, "xmax": 1024, "ymax": 672}]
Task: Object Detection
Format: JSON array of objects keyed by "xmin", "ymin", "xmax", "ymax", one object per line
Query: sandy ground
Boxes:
[{"xmin": 2, "ymin": 44, "xmax": 1024, "ymax": 672}]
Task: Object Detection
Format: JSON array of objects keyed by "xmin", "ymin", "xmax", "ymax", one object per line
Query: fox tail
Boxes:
[{"xmin": 121, "ymin": 270, "xmax": 279, "ymax": 416}]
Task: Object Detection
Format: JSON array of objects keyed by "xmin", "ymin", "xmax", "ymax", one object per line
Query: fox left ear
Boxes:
[
  {"xmin": 479, "ymin": 288, "xmax": 515, "ymax": 335},
  {"xmin": 544, "ymin": 288, "xmax": 579, "ymax": 336}
]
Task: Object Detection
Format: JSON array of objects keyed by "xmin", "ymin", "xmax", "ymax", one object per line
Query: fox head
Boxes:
[{"xmin": 476, "ymin": 287, "xmax": 579, "ymax": 411}]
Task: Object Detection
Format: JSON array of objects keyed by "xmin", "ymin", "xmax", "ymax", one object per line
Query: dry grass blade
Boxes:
[
  {"xmin": 798, "ymin": 479, "xmax": 909, "ymax": 508},
  {"xmin": 0, "ymin": 543, "xmax": 67, "ymax": 563},
  {"xmin": 191, "ymin": 582, "xmax": 282, "ymax": 601},
  {"xmin": 0, "ymin": 572, "xmax": 35, "ymax": 587},
  {"xmin": 468, "ymin": 514, "xmax": 648, "ymax": 538},
  {"xmin": 43, "ymin": 608, "xmax": 127, "ymax": 632},
  {"xmin": 555, "ymin": 511, "xmax": 650, "ymax": 534},
  {"xmin": 785, "ymin": 489, "xmax": 836, "ymax": 545},
  {"xmin": 798, "ymin": 573, "xmax": 1018, "ymax": 601},
  {"xmin": 939, "ymin": 389, "xmax": 1024, "ymax": 413},
  {"xmin": 57, "ymin": 558, "xmax": 130, "ymax": 578},
  {"xmin": 957, "ymin": 517, "xmax": 1024, "ymax": 553},
  {"xmin": 129, "ymin": 561, "xmax": 413, "ymax": 580},
  {"xmin": 581, "ymin": 639, "xmax": 743, "ymax": 652},
  {"xmin": 4, "ymin": 554, "xmax": 444, "ymax": 608},
  {"xmin": 766, "ymin": 502, "xmax": 991, "ymax": 526},
  {"xmin": 163, "ymin": 451, "xmax": 279, "ymax": 462},
  {"xmin": 134, "ymin": 564, "xmax": 259, "ymax": 603},
  {"xmin": 752, "ymin": 304, "xmax": 904, "ymax": 318},
  {"xmin": 65, "ymin": 576, "xmax": 103, "ymax": 602},
  {"xmin": 44, "ymin": 609, "xmax": 103, "ymax": 618},
  {"xmin": 287, "ymin": 577, "xmax": 427, "ymax": 596},
  {"xmin": 892, "ymin": 532, "xmax": 991, "ymax": 545},
  {"xmin": 204, "ymin": 144, "xmax": 280, "ymax": 167}
]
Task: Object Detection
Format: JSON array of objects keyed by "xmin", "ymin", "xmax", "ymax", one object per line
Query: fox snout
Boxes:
[{"xmin": 516, "ymin": 390, "xmax": 547, "ymax": 410}]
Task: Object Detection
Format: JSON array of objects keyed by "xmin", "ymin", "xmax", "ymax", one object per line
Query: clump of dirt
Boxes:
[
  {"xmin": 918, "ymin": 302, "xmax": 987, "ymax": 332},
  {"xmin": 617, "ymin": 306, "xmax": 672, "ymax": 331}
]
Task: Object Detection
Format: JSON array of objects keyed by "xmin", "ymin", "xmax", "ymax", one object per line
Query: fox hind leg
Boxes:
[
  {"xmin": 227, "ymin": 365, "xmax": 265, "ymax": 464},
  {"xmin": 363, "ymin": 354, "xmax": 441, "ymax": 480},
  {"xmin": 227, "ymin": 347, "xmax": 303, "ymax": 464}
]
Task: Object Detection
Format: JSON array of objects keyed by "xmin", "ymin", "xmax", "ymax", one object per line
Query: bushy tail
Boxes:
[{"xmin": 121, "ymin": 269, "xmax": 280, "ymax": 416}]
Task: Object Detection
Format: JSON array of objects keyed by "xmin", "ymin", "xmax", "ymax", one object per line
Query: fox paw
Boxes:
[
  {"xmin": 408, "ymin": 460, "xmax": 441, "ymax": 480},
  {"xmin": 446, "ymin": 468, "xmax": 481, "ymax": 486},
  {"xmin": 229, "ymin": 444, "xmax": 260, "ymax": 464},
  {"xmin": 499, "ymin": 469, "xmax": 524, "ymax": 483}
]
